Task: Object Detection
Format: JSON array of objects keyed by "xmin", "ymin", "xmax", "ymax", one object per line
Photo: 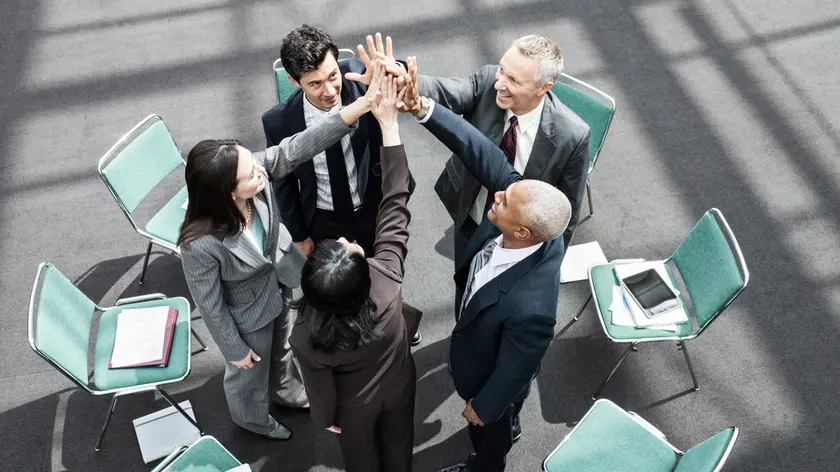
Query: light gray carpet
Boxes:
[{"xmin": 2, "ymin": 0, "xmax": 840, "ymax": 470}]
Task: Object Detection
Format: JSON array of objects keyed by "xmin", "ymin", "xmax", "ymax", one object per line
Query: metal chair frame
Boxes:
[
  {"xmin": 97, "ymin": 114, "xmax": 207, "ymax": 352},
  {"xmin": 568, "ymin": 209, "xmax": 750, "ymax": 399},
  {"xmin": 555, "ymin": 72, "xmax": 616, "ymax": 224},
  {"xmin": 542, "ymin": 399, "xmax": 739, "ymax": 472},
  {"xmin": 28, "ymin": 263, "xmax": 205, "ymax": 451}
]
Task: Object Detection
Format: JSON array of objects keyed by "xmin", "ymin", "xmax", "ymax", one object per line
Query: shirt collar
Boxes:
[
  {"xmin": 504, "ymin": 94, "xmax": 545, "ymax": 136},
  {"xmin": 489, "ymin": 235, "xmax": 544, "ymax": 267},
  {"xmin": 303, "ymin": 93, "xmax": 343, "ymax": 117}
]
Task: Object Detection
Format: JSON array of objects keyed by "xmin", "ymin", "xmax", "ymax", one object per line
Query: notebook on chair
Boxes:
[{"xmin": 109, "ymin": 307, "xmax": 178, "ymax": 369}]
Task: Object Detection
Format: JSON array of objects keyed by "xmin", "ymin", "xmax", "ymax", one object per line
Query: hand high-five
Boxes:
[
  {"xmin": 345, "ymin": 33, "xmax": 397, "ymax": 85},
  {"xmin": 370, "ymin": 73, "xmax": 405, "ymax": 129},
  {"xmin": 396, "ymin": 56, "xmax": 420, "ymax": 114}
]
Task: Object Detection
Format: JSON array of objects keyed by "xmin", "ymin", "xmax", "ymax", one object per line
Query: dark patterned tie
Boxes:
[
  {"xmin": 459, "ymin": 238, "xmax": 499, "ymax": 318},
  {"xmin": 486, "ymin": 115, "xmax": 518, "ymax": 208},
  {"xmin": 325, "ymin": 142, "xmax": 354, "ymax": 215}
]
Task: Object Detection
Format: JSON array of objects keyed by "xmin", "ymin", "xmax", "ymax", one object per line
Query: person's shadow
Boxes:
[{"xmin": 434, "ymin": 224, "xmax": 456, "ymax": 261}]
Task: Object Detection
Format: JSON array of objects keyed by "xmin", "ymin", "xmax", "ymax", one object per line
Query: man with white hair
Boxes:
[
  {"xmin": 417, "ymin": 35, "xmax": 589, "ymax": 264},
  {"xmin": 401, "ymin": 57, "xmax": 571, "ymax": 472}
]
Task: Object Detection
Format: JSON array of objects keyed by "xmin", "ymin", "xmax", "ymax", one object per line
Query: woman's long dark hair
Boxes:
[
  {"xmin": 178, "ymin": 139, "xmax": 245, "ymax": 246},
  {"xmin": 292, "ymin": 240, "xmax": 379, "ymax": 352}
]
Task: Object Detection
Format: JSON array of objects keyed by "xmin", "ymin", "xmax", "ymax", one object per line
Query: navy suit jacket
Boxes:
[
  {"xmin": 261, "ymin": 59, "xmax": 384, "ymax": 242},
  {"xmin": 422, "ymin": 102, "xmax": 564, "ymax": 424}
]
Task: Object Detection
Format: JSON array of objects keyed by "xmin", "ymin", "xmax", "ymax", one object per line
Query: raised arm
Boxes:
[{"xmin": 416, "ymin": 65, "xmax": 496, "ymax": 116}]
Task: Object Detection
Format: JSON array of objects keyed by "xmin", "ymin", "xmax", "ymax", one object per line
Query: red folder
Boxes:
[{"xmin": 109, "ymin": 308, "xmax": 178, "ymax": 369}]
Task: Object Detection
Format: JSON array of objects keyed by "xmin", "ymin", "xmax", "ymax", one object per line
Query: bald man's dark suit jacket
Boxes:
[{"xmin": 419, "ymin": 65, "xmax": 589, "ymax": 252}]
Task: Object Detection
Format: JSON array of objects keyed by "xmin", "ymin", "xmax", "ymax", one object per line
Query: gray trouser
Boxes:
[{"xmin": 223, "ymin": 304, "xmax": 307, "ymax": 434}]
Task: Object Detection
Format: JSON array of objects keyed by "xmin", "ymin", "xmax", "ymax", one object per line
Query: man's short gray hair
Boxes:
[
  {"xmin": 519, "ymin": 180, "xmax": 571, "ymax": 242},
  {"xmin": 511, "ymin": 35, "xmax": 565, "ymax": 85}
]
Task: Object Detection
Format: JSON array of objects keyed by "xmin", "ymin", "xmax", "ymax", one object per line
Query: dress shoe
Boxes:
[
  {"xmin": 263, "ymin": 420, "xmax": 292, "ymax": 440},
  {"xmin": 435, "ymin": 463, "xmax": 469, "ymax": 472},
  {"xmin": 411, "ymin": 330, "xmax": 422, "ymax": 346},
  {"xmin": 512, "ymin": 414, "xmax": 522, "ymax": 442}
]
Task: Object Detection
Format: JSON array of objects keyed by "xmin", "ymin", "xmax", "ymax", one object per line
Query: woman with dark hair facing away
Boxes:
[
  {"xmin": 179, "ymin": 64, "xmax": 386, "ymax": 440},
  {"xmin": 290, "ymin": 71, "xmax": 417, "ymax": 472}
]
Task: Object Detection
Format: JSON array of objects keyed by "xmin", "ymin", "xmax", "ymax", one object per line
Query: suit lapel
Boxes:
[
  {"xmin": 252, "ymin": 191, "xmax": 273, "ymax": 255},
  {"xmin": 523, "ymin": 97, "xmax": 557, "ymax": 180},
  {"xmin": 223, "ymin": 232, "xmax": 268, "ymax": 268}
]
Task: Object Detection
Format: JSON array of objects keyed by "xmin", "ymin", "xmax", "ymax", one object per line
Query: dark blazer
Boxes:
[
  {"xmin": 181, "ymin": 112, "xmax": 356, "ymax": 362},
  {"xmin": 422, "ymin": 102, "xmax": 564, "ymax": 424},
  {"xmin": 289, "ymin": 144, "xmax": 416, "ymax": 429},
  {"xmin": 262, "ymin": 59, "xmax": 385, "ymax": 242},
  {"xmin": 418, "ymin": 65, "xmax": 590, "ymax": 247}
]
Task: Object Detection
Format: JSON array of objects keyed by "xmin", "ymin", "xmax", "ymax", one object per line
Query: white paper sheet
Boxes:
[
  {"xmin": 608, "ymin": 260, "xmax": 691, "ymax": 331},
  {"xmin": 181, "ymin": 197, "xmax": 189, "ymax": 210},
  {"xmin": 227, "ymin": 465, "xmax": 253, "ymax": 472},
  {"xmin": 560, "ymin": 241, "xmax": 608, "ymax": 283},
  {"xmin": 110, "ymin": 306, "xmax": 170, "ymax": 368}
]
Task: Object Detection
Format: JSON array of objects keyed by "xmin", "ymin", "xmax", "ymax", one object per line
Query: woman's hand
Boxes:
[
  {"xmin": 370, "ymin": 73, "xmax": 404, "ymax": 128},
  {"xmin": 361, "ymin": 60, "xmax": 385, "ymax": 111},
  {"xmin": 326, "ymin": 425, "xmax": 342, "ymax": 434},
  {"xmin": 231, "ymin": 349, "xmax": 261, "ymax": 369}
]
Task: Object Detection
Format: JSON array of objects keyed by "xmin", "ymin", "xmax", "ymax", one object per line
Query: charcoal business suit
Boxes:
[
  {"xmin": 181, "ymin": 111, "xmax": 357, "ymax": 435},
  {"xmin": 421, "ymin": 102, "xmax": 564, "ymax": 472},
  {"xmin": 418, "ymin": 65, "xmax": 589, "ymax": 254},
  {"xmin": 290, "ymin": 143, "xmax": 417, "ymax": 472}
]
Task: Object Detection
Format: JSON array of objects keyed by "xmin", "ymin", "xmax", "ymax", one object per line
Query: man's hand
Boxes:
[
  {"xmin": 462, "ymin": 399, "xmax": 485, "ymax": 427},
  {"xmin": 396, "ymin": 56, "xmax": 421, "ymax": 115},
  {"xmin": 345, "ymin": 33, "xmax": 398, "ymax": 85},
  {"xmin": 326, "ymin": 425, "xmax": 342, "ymax": 434},
  {"xmin": 232, "ymin": 349, "xmax": 261, "ymax": 369},
  {"xmin": 370, "ymin": 73, "xmax": 405, "ymax": 129},
  {"xmin": 294, "ymin": 237, "xmax": 315, "ymax": 256}
]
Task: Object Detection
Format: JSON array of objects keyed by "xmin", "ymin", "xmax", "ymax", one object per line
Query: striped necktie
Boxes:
[
  {"xmin": 486, "ymin": 115, "xmax": 518, "ymax": 208},
  {"xmin": 459, "ymin": 238, "xmax": 499, "ymax": 318}
]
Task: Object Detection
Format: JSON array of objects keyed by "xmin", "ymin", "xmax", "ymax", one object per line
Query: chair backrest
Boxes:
[
  {"xmin": 152, "ymin": 436, "xmax": 241, "ymax": 472},
  {"xmin": 98, "ymin": 115, "xmax": 184, "ymax": 218},
  {"xmin": 28, "ymin": 263, "xmax": 96, "ymax": 389},
  {"xmin": 273, "ymin": 48, "xmax": 356, "ymax": 103},
  {"xmin": 543, "ymin": 399, "xmax": 677, "ymax": 472},
  {"xmin": 673, "ymin": 427, "xmax": 739, "ymax": 472},
  {"xmin": 551, "ymin": 73, "xmax": 616, "ymax": 171},
  {"xmin": 671, "ymin": 208, "xmax": 749, "ymax": 329}
]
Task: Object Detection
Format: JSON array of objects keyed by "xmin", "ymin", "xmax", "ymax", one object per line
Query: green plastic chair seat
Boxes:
[
  {"xmin": 674, "ymin": 428, "xmax": 737, "ymax": 472},
  {"xmin": 590, "ymin": 263, "xmax": 692, "ymax": 340},
  {"xmin": 160, "ymin": 437, "xmax": 241, "ymax": 472},
  {"xmin": 544, "ymin": 400, "xmax": 677, "ymax": 472},
  {"xmin": 93, "ymin": 297, "xmax": 191, "ymax": 391},
  {"xmin": 145, "ymin": 185, "xmax": 188, "ymax": 245}
]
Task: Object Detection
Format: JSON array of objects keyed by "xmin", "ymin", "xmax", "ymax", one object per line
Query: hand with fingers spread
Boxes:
[
  {"xmin": 345, "ymin": 32, "xmax": 399, "ymax": 85},
  {"xmin": 370, "ymin": 72, "xmax": 405, "ymax": 146},
  {"xmin": 396, "ymin": 56, "xmax": 421, "ymax": 115}
]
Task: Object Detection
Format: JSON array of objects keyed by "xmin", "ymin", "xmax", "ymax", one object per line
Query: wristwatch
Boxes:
[{"xmin": 417, "ymin": 96, "xmax": 431, "ymax": 119}]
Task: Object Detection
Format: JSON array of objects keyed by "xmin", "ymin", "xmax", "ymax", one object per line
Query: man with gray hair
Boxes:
[
  {"xmin": 417, "ymin": 35, "xmax": 589, "ymax": 266},
  {"xmin": 399, "ymin": 57, "xmax": 572, "ymax": 472}
]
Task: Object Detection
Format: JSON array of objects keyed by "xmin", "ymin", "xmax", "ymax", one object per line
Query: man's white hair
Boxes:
[
  {"xmin": 519, "ymin": 180, "xmax": 571, "ymax": 242},
  {"xmin": 511, "ymin": 35, "xmax": 565, "ymax": 85}
]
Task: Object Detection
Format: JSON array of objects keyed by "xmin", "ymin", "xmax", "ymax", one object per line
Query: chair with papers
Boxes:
[
  {"xmin": 152, "ymin": 436, "xmax": 245, "ymax": 472},
  {"xmin": 568, "ymin": 208, "xmax": 750, "ymax": 399},
  {"xmin": 97, "ymin": 114, "xmax": 207, "ymax": 353},
  {"xmin": 542, "ymin": 399, "xmax": 739, "ymax": 472},
  {"xmin": 27, "ymin": 263, "xmax": 204, "ymax": 452},
  {"xmin": 551, "ymin": 74, "xmax": 616, "ymax": 226}
]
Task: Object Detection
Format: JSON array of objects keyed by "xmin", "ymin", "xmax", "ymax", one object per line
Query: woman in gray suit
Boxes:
[{"xmin": 178, "ymin": 65, "xmax": 385, "ymax": 440}]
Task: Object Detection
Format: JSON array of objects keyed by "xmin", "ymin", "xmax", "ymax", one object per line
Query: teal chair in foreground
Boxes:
[
  {"xmin": 551, "ymin": 73, "xmax": 616, "ymax": 225},
  {"xmin": 152, "ymin": 436, "xmax": 241, "ymax": 472},
  {"xmin": 28, "ymin": 263, "xmax": 204, "ymax": 451},
  {"xmin": 272, "ymin": 48, "xmax": 356, "ymax": 103},
  {"xmin": 97, "ymin": 114, "xmax": 207, "ymax": 352},
  {"xmin": 543, "ymin": 399, "xmax": 739, "ymax": 472},
  {"xmin": 570, "ymin": 208, "xmax": 749, "ymax": 399}
]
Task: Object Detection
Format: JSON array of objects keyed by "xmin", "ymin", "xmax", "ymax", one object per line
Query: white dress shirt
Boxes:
[
  {"xmin": 465, "ymin": 235, "xmax": 544, "ymax": 306},
  {"xmin": 470, "ymin": 95, "xmax": 546, "ymax": 224},
  {"xmin": 303, "ymin": 95, "xmax": 362, "ymax": 211}
]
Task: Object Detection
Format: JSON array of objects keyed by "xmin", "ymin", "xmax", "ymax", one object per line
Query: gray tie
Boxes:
[{"xmin": 459, "ymin": 238, "xmax": 499, "ymax": 318}]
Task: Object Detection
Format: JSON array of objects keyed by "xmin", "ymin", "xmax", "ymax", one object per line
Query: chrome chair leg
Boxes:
[
  {"xmin": 574, "ymin": 295, "xmax": 593, "ymax": 321},
  {"xmin": 190, "ymin": 327, "xmax": 208, "ymax": 353},
  {"xmin": 586, "ymin": 179, "xmax": 594, "ymax": 218},
  {"xmin": 677, "ymin": 340, "xmax": 699, "ymax": 391},
  {"xmin": 157, "ymin": 387, "xmax": 204, "ymax": 435},
  {"xmin": 593, "ymin": 343, "xmax": 637, "ymax": 400},
  {"xmin": 138, "ymin": 241, "xmax": 153, "ymax": 285},
  {"xmin": 95, "ymin": 395, "xmax": 119, "ymax": 451}
]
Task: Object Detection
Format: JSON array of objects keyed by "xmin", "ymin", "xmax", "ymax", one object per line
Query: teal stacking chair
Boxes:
[
  {"xmin": 152, "ymin": 436, "xmax": 242, "ymax": 472},
  {"xmin": 28, "ymin": 263, "xmax": 204, "ymax": 451},
  {"xmin": 551, "ymin": 74, "xmax": 616, "ymax": 225},
  {"xmin": 273, "ymin": 48, "xmax": 356, "ymax": 103},
  {"xmin": 570, "ymin": 208, "xmax": 749, "ymax": 399},
  {"xmin": 97, "ymin": 114, "xmax": 207, "ymax": 352},
  {"xmin": 543, "ymin": 399, "xmax": 739, "ymax": 472}
]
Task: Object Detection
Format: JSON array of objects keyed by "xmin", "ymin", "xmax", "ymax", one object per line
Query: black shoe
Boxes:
[
  {"xmin": 411, "ymin": 330, "xmax": 422, "ymax": 346},
  {"xmin": 512, "ymin": 414, "xmax": 522, "ymax": 442},
  {"xmin": 263, "ymin": 420, "xmax": 293, "ymax": 440},
  {"xmin": 435, "ymin": 463, "xmax": 469, "ymax": 472}
]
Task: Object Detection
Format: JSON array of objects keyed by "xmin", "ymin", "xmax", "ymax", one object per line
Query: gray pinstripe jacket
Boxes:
[{"xmin": 181, "ymin": 111, "xmax": 357, "ymax": 362}]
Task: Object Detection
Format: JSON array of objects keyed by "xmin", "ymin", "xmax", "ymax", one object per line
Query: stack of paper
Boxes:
[
  {"xmin": 560, "ymin": 241, "xmax": 608, "ymax": 283},
  {"xmin": 608, "ymin": 261, "xmax": 688, "ymax": 331},
  {"xmin": 109, "ymin": 306, "xmax": 177, "ymax": 369}
]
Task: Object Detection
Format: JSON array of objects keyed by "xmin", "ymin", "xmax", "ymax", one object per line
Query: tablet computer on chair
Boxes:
[{"xmin": 619, "ymin": 268, "xmax": 683, "ymax": 318}]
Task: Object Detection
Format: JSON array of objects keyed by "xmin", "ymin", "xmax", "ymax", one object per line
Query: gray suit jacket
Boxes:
[
  {"xmin": 181, "ymin": 111, "xmax": 357, "ymax": 362},
  {"xmin": 418, "ymin": 65, "xmax": 590, "ymax": 247}
]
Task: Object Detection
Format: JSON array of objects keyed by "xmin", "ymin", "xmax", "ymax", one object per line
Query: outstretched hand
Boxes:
[
  {"xmin": 370, "ymin": 72, "xmax": 405, "ymax": 129},
  {"xmin": 396, "ymin": 56, "xmax": 420, "ymax": 114},
  {"xmin": 361, "ymin": 60, "xmax": 385, "ymax": 108},
  {"xmin": 345, "ymin": 33, "xmax": 400, "ymax": 85}
]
